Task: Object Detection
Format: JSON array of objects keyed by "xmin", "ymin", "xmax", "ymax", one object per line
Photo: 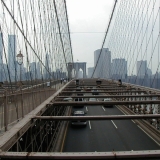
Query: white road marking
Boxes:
[
  {"xmin": 132, "ymin": 120, "xmax": 135, "ymax": 123},
  {"xmin": 116, "ymin": 105, "xmax": 126, "ymax": 115},
  {"xmin": 111, "ymin": 120, "xmax": 118, "ymax": 129},
  {"xmin": 116, "ymin": 105, "xmax": 136, "ymax": 124},
  {"xmin": 137, "ymin": 125, "xmax": 160, "ymax": 146},
  {"xmin": 89, "ymin": 121, "xmax": 92, "ymax": 129},
  {"xmin": 86, "ymin": 106, "xmax": 88, "ymax": 111},
  {"xmin": 102, "ymin": 106, "xmax": 105, "ymax": 111}
]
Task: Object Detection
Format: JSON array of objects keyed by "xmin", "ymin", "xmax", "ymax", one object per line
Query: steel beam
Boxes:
[
  {"xmin": 0, "ymin": 150, "xmax": 160, "ymax": 159},
  {"xmin": 33, "ymin": 114, "xmax": 160, "ymax": 120},
  {"xmin": 64, "ymin": 88, "xmax": 131, "ymax": 90},
  {"xmin": 57, "ymin": 94, "xmax": 160, "ymax": 98},
  {"xmin": 61, "ymin": 91, "xmax": 146, "ymax": 93},
  {"xmin": 52, "ymin": 100, "xmax": 160, "ymax": 106}
]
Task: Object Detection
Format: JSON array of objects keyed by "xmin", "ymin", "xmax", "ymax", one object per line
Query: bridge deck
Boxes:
[{"xmin": 0, "ymin": 79, "xmax": 159, "ymax": 159}]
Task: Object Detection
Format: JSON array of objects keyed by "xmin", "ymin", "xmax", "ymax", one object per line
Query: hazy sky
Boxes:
[{"xmin": 66, "ymin": 0, "xmax": 115, "ymax": 69}]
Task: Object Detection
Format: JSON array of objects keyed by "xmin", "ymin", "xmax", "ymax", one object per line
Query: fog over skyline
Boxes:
[{"xmin": 66, "ymin": 0, "xmax": 115, "ymax": 69}]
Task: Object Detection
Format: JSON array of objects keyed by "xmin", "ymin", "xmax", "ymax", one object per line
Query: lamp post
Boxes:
[
  {"xmin": 16, "ymin": 50, "xmax": 23, "ymax": 82},
  {"xmin": 16, "ymin": 51, "xmax": 24, "ymax": 118}
]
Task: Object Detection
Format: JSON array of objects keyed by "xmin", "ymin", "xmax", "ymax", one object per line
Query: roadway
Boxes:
[{"xmin": 63, "ymin": 95, "xmax": 160, "ymax": 152}]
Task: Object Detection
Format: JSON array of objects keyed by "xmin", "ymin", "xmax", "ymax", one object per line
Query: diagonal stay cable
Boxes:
[
  {"xmin": 64, "ymin": 0, "xmax": 73, "ymax": 63},
  {"xmin": 91, "ymin": 0, "xmax": 118, "ymax": 78},
  {"xmin": 1, "ymin": 0, "xmax": 51, "ymax": 75},
  {"xmin": 53, "ymin": 0, "xmax": 68, "ymax": 70}
]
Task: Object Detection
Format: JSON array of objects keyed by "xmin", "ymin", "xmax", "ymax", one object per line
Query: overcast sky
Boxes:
[{"xmin": 66, "ymin": 0, "xmax": 115, "ymax": 69}]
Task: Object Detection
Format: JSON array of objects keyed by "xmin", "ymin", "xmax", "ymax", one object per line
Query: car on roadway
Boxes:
[
  {"xmin": 103, "ymin": 98, "xmax": 113, "ymax": 107},
  {"xmin": 71, "ymin": 111, "xmax": 87, "ymax": 126},
  {"xmin": 63, "ymin": 97, "xmax": 73, "ymax": 101},
  {"xmin": 89, "ymin": 98, "xmax": 97, "ymax": 101},
  {"xmin": 74, "ymin": 97, "xmax": 84, "ymax": 108}
]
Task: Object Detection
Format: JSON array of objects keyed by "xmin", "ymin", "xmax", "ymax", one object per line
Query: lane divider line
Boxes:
[
  {"xmin": 89, "ymin": 120, "xmax": 92, "ymax": 129},
  {"xmin": 60, "ymin": 108, "xmax": 72, "ymax": 152},
  {"xmin": 132, "ymin": 120, "xmax": 135, "ymax": 124},
  {"xmin": 102, "ymin": 106, "xmax": 105, "ymax": 111},
  {"xmin": 111, "ymin": 120, "xmax": 117, "ymax": 129},
  {"xmin": 116, "ymin": 105, "xmax": 126, "ymax": 115},
  {"xmin": 137, "ymin": 125, "xmax": 160, "ymax": 146}
]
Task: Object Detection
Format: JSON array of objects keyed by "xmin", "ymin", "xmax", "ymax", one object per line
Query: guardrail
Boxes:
[{"xmin": 0, "ymin": 80, "xmax": 64, "ymax": 133}]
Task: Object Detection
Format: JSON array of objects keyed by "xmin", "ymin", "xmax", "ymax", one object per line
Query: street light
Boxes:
[
  {"xmin": 16, "ymin": 50, "xmax": 24, "ymax": 118},
  {"xmin": 16, "ymin": 50, "xmax": 23, "ymax": 82}
]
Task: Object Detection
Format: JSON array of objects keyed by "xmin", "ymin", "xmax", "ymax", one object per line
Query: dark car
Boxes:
[
  {"xmin": 74, "ymin": 97, "xmax": 84, "ymax": 108},
  {"xmin": 71, "ymin": 111, "xmax": 87, "ymax": 126},
  {"xmin": 103, "ymin": 98, "xmax": 113, "ymax": 107},
  {"xmin": 92, "ymin": 89, "xmax": 99, "ymax": 95}
]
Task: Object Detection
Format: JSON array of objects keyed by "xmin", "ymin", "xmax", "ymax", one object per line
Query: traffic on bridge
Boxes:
[{"xmin": 0, "ymin": 0, "xmax": 160, "ymax": 159}]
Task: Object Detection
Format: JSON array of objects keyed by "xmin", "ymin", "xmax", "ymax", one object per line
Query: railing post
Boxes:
[
  {"xmin": 20, "ymin": 86, "xmax": 24, "ymax": 118},
  {"xmin": 4, "ymin": 89, "xmax": 8, "ymax": 131}
]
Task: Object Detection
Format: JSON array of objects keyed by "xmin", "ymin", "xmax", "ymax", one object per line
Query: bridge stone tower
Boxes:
[{"xmin": 68, "ymin": 62, "xmax": 86, "ymax": 79}]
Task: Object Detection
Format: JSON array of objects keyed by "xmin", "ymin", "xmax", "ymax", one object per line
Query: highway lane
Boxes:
[
  {"xmin": 105, "ymin": 106, "xmax": 159, "ymax": 150},
  {"xmin": 63, "ymin": 95, "xmax": 159, "ymax": 152},
  {"xmin": 63, "ymin": 106, "xmax": 91, "ymax": 152}
]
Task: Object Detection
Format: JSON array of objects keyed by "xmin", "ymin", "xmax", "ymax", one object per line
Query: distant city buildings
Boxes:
[
  {"xmin": 36, "ymin": 62, "xmax": 41, "ymax": 79},
  {"xmin": 136, "ymin": 60, "xmax": 152, "ymax": 78},
  {"xmin": 30, "ymin": 62, "xmax": 36, "ymax": 80},
  {"xmin": 0, "ymin": 33, "xmax": 3, "ymax": 82},
  {"xmin": 78, "ymin": 70, "xmax": 83, "ymax": 78},
  {"xmin": 111, "ymin": 58, "xmax": 127, "ymax": 80},
  {"xmin": 94, "ymin": 48, "xmax": 111, "ymax": 78},
  {"xmin": 0, "ymin": 33, "xmax": 159, "ymax": 90},
  {"xmin": 137, "ymin": 60, "xmax": 147, "ymax": 78},
  {"xmin": 8, "ymin": 35, "xmax": 16, "ymax": 81},
  {"xmin": 88, "ymin": 67, "xmax": 94, "ymax": 78},
  {"xmin": 44, "ymin": 53, "xmax": 50, "ymax": 80}
]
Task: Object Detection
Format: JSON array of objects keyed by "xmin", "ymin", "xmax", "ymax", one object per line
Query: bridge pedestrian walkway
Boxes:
[{"xmin": 0, "ymin": 81, "xmax": 66, "ymax": 135}]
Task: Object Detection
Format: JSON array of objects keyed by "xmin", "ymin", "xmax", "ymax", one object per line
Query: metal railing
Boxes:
[{"xmin": 0, "ymin": 80, "xmax": 63, "ymax": 133}]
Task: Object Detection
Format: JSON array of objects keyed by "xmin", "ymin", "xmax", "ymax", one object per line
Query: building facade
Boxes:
[
  {"xmin": 112, "ymin": 58, "xmax": 127, "ymax": 80},
  {"xmin": 0, "ymin": 33, "xmax": 3, "ymax": 82},
  {"xmin": 137, "ymin": 60, "xmax": 147, "ymax": 77},
  {"xmin": 94, "ymin": 48, "xmax": 111, "ymax": 78},
  {"xmin": 88, "ymin": 67, "xmax": 94, "ymax": 78},
  {"xmin": 8, "ymin": 35, "xmax": 16, "ymax": 81}
]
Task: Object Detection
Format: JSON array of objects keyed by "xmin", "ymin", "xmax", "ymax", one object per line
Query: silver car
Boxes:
[{"xmin": 71, "ymin": 111, "xmax": 87, "ymax": 126}]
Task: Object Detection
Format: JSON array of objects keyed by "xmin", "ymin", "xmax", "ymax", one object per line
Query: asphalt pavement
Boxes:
[{"xmin": 63, "ymin": 94, "xmax": 160, "ymax": 152}]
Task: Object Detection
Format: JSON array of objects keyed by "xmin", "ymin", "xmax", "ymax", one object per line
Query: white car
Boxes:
[
  {"xmin": 71, "ymin": 111, "xmax": 87, "ymax": 126},
  {"xmin": 89, "ymin": 98, "xmax": 97, "ymax": 101},
  {"xmin": 63, "ymin": 97, "xmax": 73, "ymax": 101}
]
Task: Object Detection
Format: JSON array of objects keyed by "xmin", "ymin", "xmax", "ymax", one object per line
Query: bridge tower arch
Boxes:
[{"xmin": 68, "ymin": 62, "xmax": 86, "ymax": 79}]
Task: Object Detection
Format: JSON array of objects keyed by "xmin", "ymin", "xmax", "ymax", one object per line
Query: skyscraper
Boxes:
[
  {"xmin": 137, "ymin": 60, "xmax": 147, "ymax": 77},
  {"xmin": 8, "ymin": 35, "xmax": 16, "ymax": 81},
  {"xmin": 36, "ymin": 62, "xmax": 41, "ymax": 79},
  {"xmin": 0, "ymin": 33, "xmax": 3, "ymax": 81},
  {"xmin": 94, "ymin": 48, "xmax": 111, "ymax": 78},
  {"xmin": 112, "ymin": 58, "xmax": 127, "ymax": 79},
  {"xmin": 88, "ymin": 67, "xmax": 94, "ymax": 78},
  {"xmin": 44, "ymin": 53, "xmax": 50, "ymax": 79},
  {"xmin": 30, "ymin": 62, "xmax": 36, "ymax": 80}
]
